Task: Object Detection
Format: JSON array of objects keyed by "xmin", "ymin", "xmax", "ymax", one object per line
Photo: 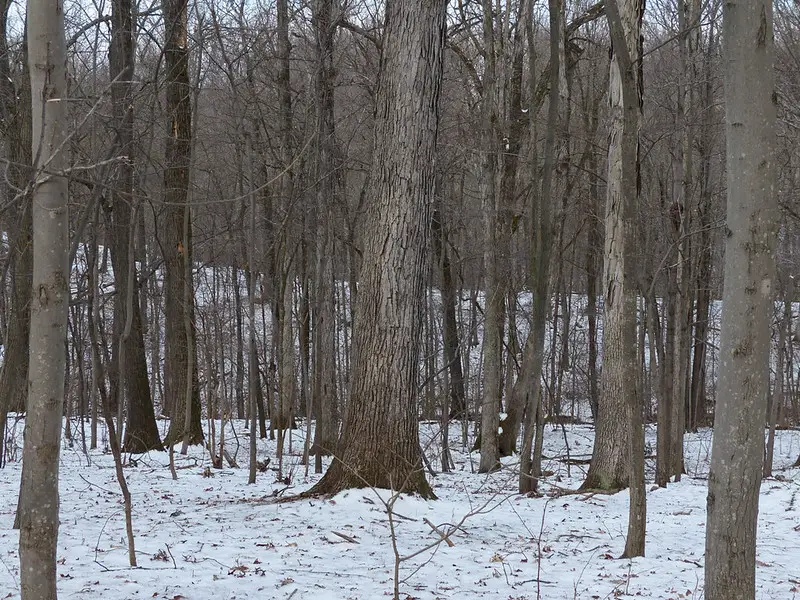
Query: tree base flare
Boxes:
[{"xmin": 307, "ymin": 457, "xmax": 437, "ymax": 500}]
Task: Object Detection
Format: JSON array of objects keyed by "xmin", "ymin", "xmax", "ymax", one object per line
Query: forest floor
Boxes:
[{"xmin": 0, "ymin": 419, "xmax": 799, "ymax": 600}]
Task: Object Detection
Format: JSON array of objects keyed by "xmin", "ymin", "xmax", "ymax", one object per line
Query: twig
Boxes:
[
  {"xmin": 165, "ymin": 544, "xmax": 177, "ymax": 569},
  {"xmin": 331, "ymin": 531, "xmax": 358, "ymax": 544},
  {"xmin": 0, "ymin": 552, "xmax": 18, "ymax": 590},
  {"xmin": 423, "ymin": 518, "xmax": 455, "ymax": 547},
  {"xmin": 94, "ymin": 511, "xmax": 118, "ymax": 563},
  {"xmin": 536, "ymin": 498, "xmax": 552, "ymax": 600},
  {"xmin": 392, "ymin": 511, "xmax": 417, "ymax": 522},
  {"xmin": 79, "ymin": 473, "xmax": 114, "ymax": 494}
]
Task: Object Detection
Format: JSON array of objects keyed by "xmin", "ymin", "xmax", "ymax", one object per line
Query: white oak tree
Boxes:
[
  {"xmin": 309, "ymin": 0, "xmax": 447, "ymax": 497},
  {"xmin": 582, "ymin": 0, "xmax": 644, "ymax": 500}
]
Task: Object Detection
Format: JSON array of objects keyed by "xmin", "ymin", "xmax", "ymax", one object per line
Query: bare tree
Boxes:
[
  {"xmin": 0, "ymin": 1, "xmax": 32, "ymax": 462},
  {"xmin": 582, "ymin": 0, "xmax": 644, "ymax": 502},
  {"xmin": 109, "ymin": 0, "xmax": 162, "ymax": 453},
  {"xmin": 162, "ymin": 0, "xmax": 202, "ymax": 447},
  {"xmin": 309, "ymin": 0, "xmax": 447, "ymax": 498},
  {"xmin": 310, "ymin": 0, "xmax": 340, "ymax": 468},
  {"xmin": 17, "ymin": 0, "xmax": 69, "ymax": 594},
  {"xmin": 602, "ymin": 0, "xmax": 646, "ymax": 557},
  {"xmin": 704, "ymin": 1, "xmax": 778, "ymax": 598},
  {"xmin": 518, "ymin": 0, "xmax": 560, "ymax": 493},
  {"xmin": 477, "ymin": 0, "xmax": 504, "ymax": 474}
]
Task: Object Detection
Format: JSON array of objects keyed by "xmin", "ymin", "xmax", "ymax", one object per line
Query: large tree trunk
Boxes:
[
  {"xmin": 593, "ymin": 0, "xmax": 646, "ymax": 559},
  {"xmin": 704, "ymin": 2, "xmax": 777, "ymax": 598},
  {"xmin": 162, "ymin": 0, "xmax": 202, "ymax": 446},
  {"xmin": 109, "ymin": 0, "xmax": 161, "ymax": 453},
  {"xmin": 582, "ymin": 0, "xmax": 643, "ymax": 495},
  {"xmin": 309, "ymin": 0, "xmax": 447, "ymax": 498},
  {"xmin": 18, "ymin": 0, "xmax": 69, "ymax": 595}
]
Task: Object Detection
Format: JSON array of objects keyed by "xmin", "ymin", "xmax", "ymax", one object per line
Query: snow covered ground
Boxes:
[{"xmin": 1, "ymin": 420, "xmax": 799, "ymax": 600}]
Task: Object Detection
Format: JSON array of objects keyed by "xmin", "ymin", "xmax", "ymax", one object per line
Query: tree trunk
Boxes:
[
  {"xmin": 233, "ymin": 264, "xmax": 245, "ymax": 419},
  {"xmin": 0, "ymin": 12, "xmax": 32, "ymax": 444},
  {"xmin": 606, "ymin": 0, "xmax": 646, "ymax": 558},
  {"xmin": 432, "ymin": 206, "xmax": 466, "ymax": 421},
  {"xmin": 586, "ymin": 147, "xmax": 601, "ymax": 423},
  {"xmin": 162, "ymin": 0, "xmax": 202, "ymax": 447},
  {"xmin": 657, "ymin": 262, "xmax": 676, "ymax": 485},
  {"xmin": 273, "ymin": 0, "xmax": 298, "ymax": 436},
  {"xmin": 584, "ymin": 0, "xmax": 646, "ymax": 559},
  {"xmin": 670, "ymin": 0, "xmax": 698, "ymax": 476},
  {"xmin": 18, "ymin": 0, "xmax": 69, "ymax": 595},
  {"xmin": 583, "ymin": 0, "xmax": 642, "ymax": 494},
  {"xmin": 478, "ymin": 0, "xmax": 503, "ymax": 474},
  {"xmin": 519, "ymin": 0, "xmax": 559, "ymax": 493},
  {"xmin": 689, "ymin": 18, "xmax": 715, "ymax": 431},
  {"xmin": 763, "ymin": 288, "xmax": 784, "ymax": 479},
  {"xmin": 705, "ymin": 2, "xmax": 777, "ymax": 598},
  {"xmin": 310, "ymin": 0, "xmax": 339, "ymax": 464},
  {"xmin": 308, "ymin": 0, "xmax": 447, "ymax": 498},
  {"xmin": 110, "ymin": 0, "xmax": 161, "ymax": 453}
]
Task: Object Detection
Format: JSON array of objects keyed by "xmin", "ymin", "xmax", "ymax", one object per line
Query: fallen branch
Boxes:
[
  {"xmin": 423, "ymin": 518, "xmax": 455, "ymax": 547},
  {"xmin": 332, "ymin": 531, "xmax": 358, "ymax": 544}
]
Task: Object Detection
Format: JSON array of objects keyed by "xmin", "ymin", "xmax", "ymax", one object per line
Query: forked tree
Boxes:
[
  {"xmin": 582, "ymin": 0, "xmax": 644, "ymax": 501},
  {"xmin": 704, "ymin": 1, "xmax": 778, "ymax": 598},
  {"xmin": 17, "ymin": 0, "xmax": 69, "ymax": 595},
  {"xmin": 309, "ymin": 0, "xmax": 447, "ymax": 498},
  {"xmin": 601, "ymin": 0, "xmax": 646, "ymax": 558}
]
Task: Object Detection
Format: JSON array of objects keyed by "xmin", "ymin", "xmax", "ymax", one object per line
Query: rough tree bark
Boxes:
[
  {"xmin": 18, "ymin": 0, "xmax": 69, "ymax": 594},
  {"xmin": 705, "ymin": 2, "xmax": 777, "ymax": 597},
  {"xmin": 582, "ymin": 0, "xmax": 646, "ymax": 558},
  {"xmin": 582, "ymin": 0, "xmax": 643, "ymax": 494},
  {"xmin": 162, "ymin": 0, "xmax": 202, "ymax": 446},
  {"xmin": 308, "ymin": 0, "xmax": 447, "ymax": 498}
]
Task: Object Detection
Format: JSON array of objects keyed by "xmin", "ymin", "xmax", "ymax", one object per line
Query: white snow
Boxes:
[{"xmin": 1, "ymin": 420, "xmax": 799, "ymax": 599}]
